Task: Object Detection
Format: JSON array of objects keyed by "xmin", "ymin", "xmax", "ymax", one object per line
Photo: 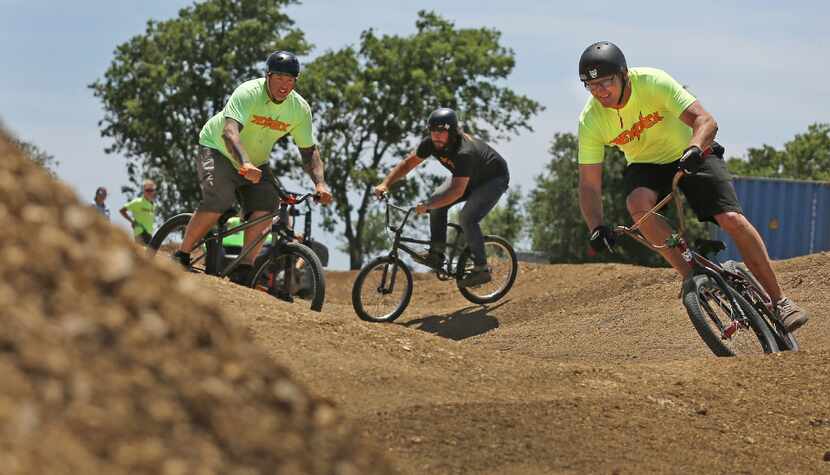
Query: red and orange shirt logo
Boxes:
[
  {"xmin": 251, "ymin": 115, "xmax": 290, "ymax": 132},
  {"xmin": 610, "ymin": 111, "xmax": 664, "ymax": 146}
]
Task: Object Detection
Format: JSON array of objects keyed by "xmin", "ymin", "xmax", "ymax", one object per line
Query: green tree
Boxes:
[
  {"xmin": 287, "ymin": 11, "xmax": 542, "ymax": 268},
  {"xmin": 13, "ymin": 138, "xmax": 59, "ymax": 175},
  {"xmin": 90, "ymin": 0, "xmax": 310, "ymax": 215},
  {"xmin": 727, "ymin": 123, "xmax": 830, "ymax": 181},
  {"xmin": 480, "ymin": 188, "xmax": 525, "ymax": 244},
  {"xmin": 527, "ymin": 133, "xmax": 633, "ymax": 263}
]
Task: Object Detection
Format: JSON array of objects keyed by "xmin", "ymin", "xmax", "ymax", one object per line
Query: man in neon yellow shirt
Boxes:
[
  {"xmin": 120, "ymin": 179, "xmax": 156, "ymax": 244},
  {"xmin": 576, "ymin": 41, "xmax": 808, "ymax": 332},
  {"xmin": 173, "ymin": 51, "xmax": 333, "ymax": 285}
]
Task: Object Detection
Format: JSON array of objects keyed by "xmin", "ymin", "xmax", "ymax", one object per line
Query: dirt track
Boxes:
[
  {"xmin": 213, "ymin": 253, "xmax": 830, "ymax": 474},
  {"xmin": 4, "ymin": 126, "xmax": 829, "ymax": 474}
]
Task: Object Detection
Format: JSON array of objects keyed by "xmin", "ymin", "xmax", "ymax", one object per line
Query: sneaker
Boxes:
[
  {"xmin": 228, "ymin": 263, "xmax": 254, "ymax": 286},
  {"xmin": 775, "ymin": 297, "xmax": 809, "ymax": 332},
  {"xmin": 172, "ymin": 250, "xmax": 191, "ymax": 269},
  {"xmin": 460, "ymin": 265, "xmax": 492, "ymax": 287},
  {"xmin": 413, "ymin": 250, "xmax": 445, "ymax": 269}
]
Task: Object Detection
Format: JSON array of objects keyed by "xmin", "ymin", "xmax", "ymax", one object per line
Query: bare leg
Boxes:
[
  {"xmin": 627, "ymin": 188, "xmax": 692, "ymax": 278},
  {"xmin": 242, "ymin": 211, "xmax": 271, "ymax": 265},
  {"xmin": 714, "ymin": 212, "xmax": 782, "ymax": 301},
  {"xmin": 179, "ymin": 210, "xmax": 221, "ymax": 253}
]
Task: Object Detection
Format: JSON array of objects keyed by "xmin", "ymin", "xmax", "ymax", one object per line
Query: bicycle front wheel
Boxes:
[
  {"xmin": 682, "ymin": 273, "xmax": 779, "ymax": 357},
  {"xmin": 722, "ymin": 260, "xmax": 799, "ymax": 352},
  {"xmin": 352, "ymin": 256, "xmax": 413, "ymax": 323},
  {"xmin": 456, "ymin": 235, "xmax": 518, "ymax": 305},
  {"xmin": 251, "ymin": 242, "xmax": 325, "ymax": 312},
  {"xmin": 148, "ymin": 213, "xmax": 208, "ymax": 272}
]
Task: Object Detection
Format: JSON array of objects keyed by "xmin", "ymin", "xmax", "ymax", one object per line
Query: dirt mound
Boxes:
[{"xmin": 0, "ymin": 131, "xmax": 393, "ymax": 474}]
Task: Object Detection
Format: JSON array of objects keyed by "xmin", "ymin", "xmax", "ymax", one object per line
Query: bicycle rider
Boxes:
[
  {"xmin": 373, "ymin": 108, "xmax": 510, "ymax": 287},
  {"xmin": 576, "ymin": 41, "xmax": 808, "ymax": 332},
  {"xmin": 173, "ymin": 51, "xmax": 333, "ymax": 284}
]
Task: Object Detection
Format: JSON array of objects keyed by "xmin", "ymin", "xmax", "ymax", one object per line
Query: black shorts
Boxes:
[
  {"xmin": 623, "ymin": 154, "xmax": 742, "ymax": 224},
  {"xmin": 195, "ymin": 147, "xmax": 279, "ymax": 215}
]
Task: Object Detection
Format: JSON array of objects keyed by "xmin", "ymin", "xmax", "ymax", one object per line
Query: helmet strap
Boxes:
[
  {"xmin": 617, "ymin": 74, "xmax": 627, "ymax": 107},
  {"xmin": 616, "ymin": 73, "xmax": 628, "ymax": 128}
]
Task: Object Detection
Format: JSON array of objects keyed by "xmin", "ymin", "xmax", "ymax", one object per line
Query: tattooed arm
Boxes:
[
  {"xmin": 299, "ymin": 145, "xmax": 332, "ymax": 204},
  {"xmin": 222, "ymin": 117, "xmax": 262, "ymax": 183}
]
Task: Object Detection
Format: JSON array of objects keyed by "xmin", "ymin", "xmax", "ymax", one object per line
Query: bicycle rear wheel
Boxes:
[
  {"xmin": 456, "ymin": 235, "xmax": 517, "ymax": 305},
  {"xmin": 722, "ymin": 260, "xmax": 798, "ymax": 352},
  {"xmin": 682, "ymin": 273, "xmax": 779, "ymax": 357},
  {"xmin": 352, "ymin": 256, "xmax": 413, "ymax": 323},
  {"xmin": 148, "ymin": 213, "xmax": 209, "ymax": 272},
  {"xmin": 251, "ymin": 242, "xmax": 325, "ymax": 312}
]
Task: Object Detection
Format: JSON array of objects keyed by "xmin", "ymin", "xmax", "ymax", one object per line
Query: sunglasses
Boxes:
[
  {"xmin": 584, "ymin": 76, "xmax": 617, "ymax": 91},
  {"xmin": 144, "ymin": 188, "xmax": 156, "ymax": 192}
]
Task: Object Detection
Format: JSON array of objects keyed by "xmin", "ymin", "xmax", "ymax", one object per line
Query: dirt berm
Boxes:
[
  {"xmin": 0, "ymin": 131, "xmax": 394, "ymax": 474},
  {"xmin": 4, "ymin": 126, "xmax": 830, "ymax": 474}
]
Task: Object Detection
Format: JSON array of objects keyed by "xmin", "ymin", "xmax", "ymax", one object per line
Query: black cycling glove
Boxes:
[
  {"xmin": 678, "ymin": 145, "xmax": 704, "ymax": 174},
  {"xmin": 589, "ymin": 225, "xmax": 616, "ymax": 254}
]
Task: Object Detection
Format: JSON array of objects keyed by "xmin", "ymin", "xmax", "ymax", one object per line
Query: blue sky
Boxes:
[{"xmin": 2, "ymin": 0, "xmax": 828, "ymax": 268}]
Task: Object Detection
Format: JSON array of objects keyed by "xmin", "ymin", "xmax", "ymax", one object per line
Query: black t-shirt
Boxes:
[{"xmin": 415, "ymin": 134, "xmax": 509, "ymax": 190}]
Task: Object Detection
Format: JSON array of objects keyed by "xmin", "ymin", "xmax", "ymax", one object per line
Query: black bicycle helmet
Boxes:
[
  {"xmin": 427, "ymin": 108, "xmax": 459, "ymax": 134},
  {"xmin": 578, "ymin": 41, "xmax": 627, "ymax": 81},
  {"xmin": 266, "ymin": 51, "xmax": 300, "ymax": 77}
]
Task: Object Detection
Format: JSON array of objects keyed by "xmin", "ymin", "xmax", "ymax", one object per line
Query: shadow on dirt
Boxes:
[{"xmin": 403, "ymin": 300, "xmax": 511, "ymax": 340}]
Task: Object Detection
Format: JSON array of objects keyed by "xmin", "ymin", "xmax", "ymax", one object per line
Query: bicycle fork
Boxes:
[
  {"xmin": 377, "ymin": 259, "xmax": 400, "ymax": 295},
  {"xmin": 699, "ymin": 268, "xmax": 751, "ymax": 340}
]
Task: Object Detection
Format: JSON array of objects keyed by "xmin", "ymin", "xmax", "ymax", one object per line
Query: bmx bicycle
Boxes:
[
  {"xmin": 351, "ymin": 195, "xmax": 518, "ymax": 322},
  {"xmin": 149, "ymin": 186, "xmax": 326, "ymax": 311},
  {"xmin": 614, "ymin": 169, "xmax": 798, "ymax": 356}
]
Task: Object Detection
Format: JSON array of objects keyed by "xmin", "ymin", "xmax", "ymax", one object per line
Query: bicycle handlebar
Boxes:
[
  {"xmin": 376, "ymin": 193, "xmax": 415, "ymax": 213},
  {"xmin": 280, "ymin": 191, "xmax": 319, "ymax": 206},
  {"xmin": 376, "ymin": 193, "xmax": 418, "ymax": 232}
]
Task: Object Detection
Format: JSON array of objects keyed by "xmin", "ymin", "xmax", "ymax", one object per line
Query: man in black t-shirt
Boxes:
[{"xmin": 374, "ymin": 108, "xmax": 510, "ymax": 287}]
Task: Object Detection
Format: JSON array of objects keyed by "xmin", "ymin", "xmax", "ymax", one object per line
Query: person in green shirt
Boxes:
[
  {"xmin": 120, "ymin": 179, "xmax": 156, "ymax": 245},
  {"xmin": 172, "ymin": 51, "xmax": 333, "ymax": 285},
  {"xmin": 576, "ymin": 41, "xmax": 808, "ymax": 332}
]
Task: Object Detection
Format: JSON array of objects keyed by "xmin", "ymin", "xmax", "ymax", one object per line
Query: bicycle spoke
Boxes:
[{"xmin": 696, "ymin": 282, "xmax": 766, "ymax": 355}]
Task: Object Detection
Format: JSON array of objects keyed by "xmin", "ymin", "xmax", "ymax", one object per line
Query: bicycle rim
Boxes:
[
  {"xmin": 252, "ymin": 247, "xmax": 324, "ymax": 311},
  {"xmin": 150, "ymin": 215, "xmax": 207, "ymax": 272},
  {"xmin": 352, "ymin": 257, "xmax": 412, "ymax": 322},
  {"xmin": 689, "ymin": 276, "xmax": 773, "ymax": 356},
  {"xmin": 458, "ymin": 236, "xmax": 517, "ymax": 304}
]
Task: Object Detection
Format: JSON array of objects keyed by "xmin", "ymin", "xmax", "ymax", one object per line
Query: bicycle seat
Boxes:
[{"xmin": 694, "ymin": 239, "xmax": 726, "ymax": 256}]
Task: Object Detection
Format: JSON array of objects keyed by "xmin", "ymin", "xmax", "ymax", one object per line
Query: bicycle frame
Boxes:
[
  {"xmin": 614, "ymin": 170, "xmax": 752, "ymax": 326},
  {"xmin": 380, "ymin": 196, "xmax": 466, "ymax": 279},
  {"xmin": 197, "ymin": 192, "xmax": 317, "ymax": 278}
]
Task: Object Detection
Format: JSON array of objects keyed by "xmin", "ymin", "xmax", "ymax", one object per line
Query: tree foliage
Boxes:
[
  {"xmin": 90, "ymin": 0, "xmax": 309, "ymax": 216},
  {"xmin": 480, "ymin": 188, "xmax": 525, "ymax": 244},
  {"xmin": 727, "ymin": 123, "xmax": 830, "ymax": 181},
  {"xmin": 293, "ymin": 11, "xmax": 542, "ymax": 268}
]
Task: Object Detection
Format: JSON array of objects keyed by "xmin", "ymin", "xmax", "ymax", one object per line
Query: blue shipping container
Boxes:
[{"xmin": 712, "ymin": 177, "xmax": 830, "ymax": 261}]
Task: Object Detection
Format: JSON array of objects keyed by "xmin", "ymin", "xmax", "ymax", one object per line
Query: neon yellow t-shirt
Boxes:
[
  {"xmin": 124, "ymin": 197, "xmax": 155, "ymax": 236},
  {"xmin": 578, "ymin": 67, "xmax": 697, "ymax": 165},
  {"xmin": 199, "ymin": 78, "xmax": 317, "ymax": 167}
]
